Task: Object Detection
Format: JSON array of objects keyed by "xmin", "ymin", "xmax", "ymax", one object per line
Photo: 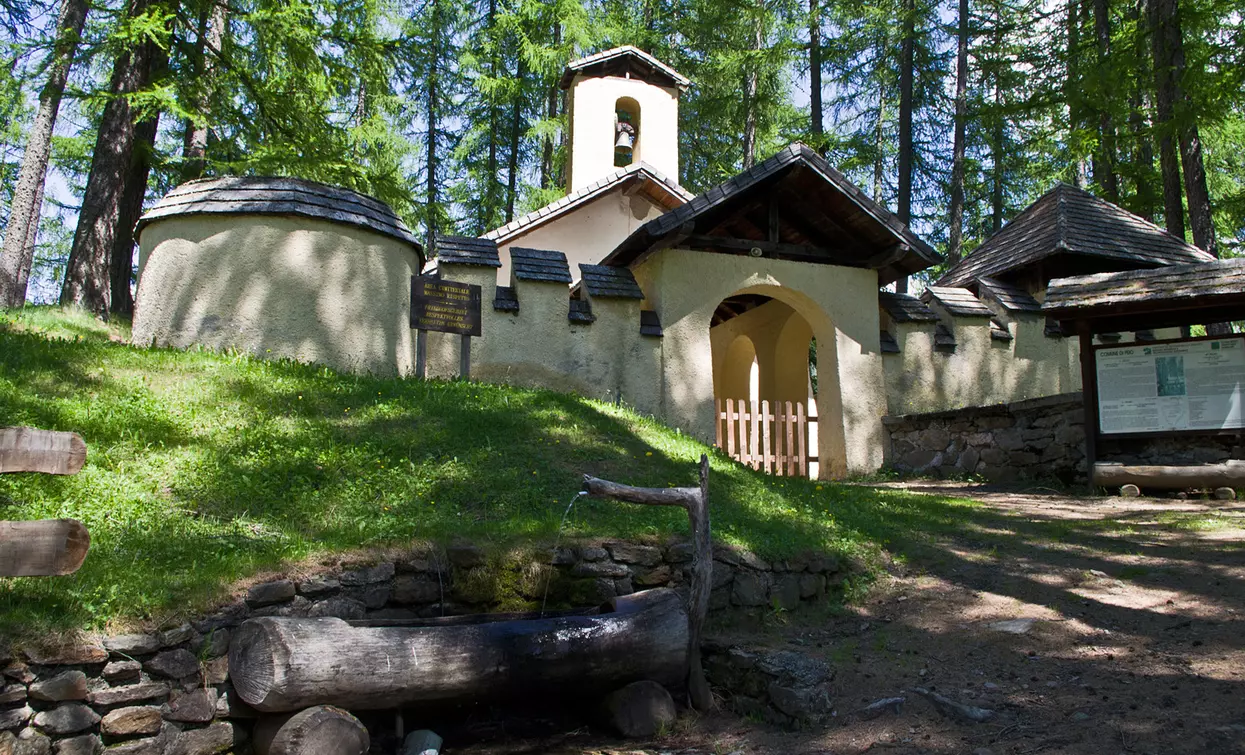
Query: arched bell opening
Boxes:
[{"xmin": 613, "ymin": 97, "xmax": 641, "ymax": 167}]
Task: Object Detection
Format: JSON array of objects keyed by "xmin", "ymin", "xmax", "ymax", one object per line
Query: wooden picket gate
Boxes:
[{"xmin": 714, "ymin": 398, "xmax": 813, "ymax": 477}]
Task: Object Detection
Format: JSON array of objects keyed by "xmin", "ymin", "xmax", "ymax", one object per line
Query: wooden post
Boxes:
[
  {"xmin": 415, "ymin": 330, "xmax": 427, "ymax": 379},
  {"xmin": 1077, "ymin": 323, "xmax": 1099, "ymax": 475},
  {"xmin": 784, "ymin": 401, "xmax": 795, "ymax": 476},
  {"xmin": 748, "ymin": 400, "xmax": 759, "ymax": 469},
  {"xmin": 761, "ymin": 400, "xmax": 772, "ymax": 474},
  {"xmin": 725, "ymin": 400, "xmax": 737, "ymax": 462},
  {"xmin": 797, "ymin": 402, "xmax": 808, "ymax": 478},
  {"xmin": 459, "ymin": 333, "xmax": 471, "ymax": 379},
  {"xmin": 583, "ymin": 455, "xmax": 713, "ymax": 712}
]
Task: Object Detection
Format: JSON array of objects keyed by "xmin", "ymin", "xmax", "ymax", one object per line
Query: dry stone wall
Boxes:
[
  {"xmin": 884, "ymin": 394, "xmax": 1088, "ymax": 483},
  {"xmin": 885, "ymin": 392, "xmax": 1242, "ymax": 484},
  {"xmin": 0, "ymin": 540, "xmax": 847, "ymax": 754}
]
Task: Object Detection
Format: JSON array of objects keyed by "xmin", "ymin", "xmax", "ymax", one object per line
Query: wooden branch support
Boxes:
[
  {"xmin": 0, "ymin": 427, "xmax": 87, "ymax": 475},
  {"xmin": 0, "ymin": 518, "xmax": 90, "ymax": 577},
  {"xmin": 583, "ymin": 454, "xmax": 713, "ymax": 712}
]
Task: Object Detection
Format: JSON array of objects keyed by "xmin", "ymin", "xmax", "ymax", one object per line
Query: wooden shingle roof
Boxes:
[
  {"xmin": 510, "ymin": 247, "xmax": 572, "ymax": 284},
  {"xmin": 1043, "ymin": 258, "xmax": 1245, "ymax": 331},
  {"xmin": 937, "ymin": 183, "xmax": 1213, "ymax": 288},
  {"xmin": 435, "ymin": 235, "xmax": 500, "ymax": 267},
  {"xmin": 977, "ymin": 277, "xmax": 1042, "ymax": 312},
  {"xmin": 137, "ymin": 176, "xmax": 421, "ymax": 256},
  {"xmin": 559, "ymin": 46, "xmax": 690, "ymax": 90},
  {"xmin": 579, "ymin": 264, "xmax": 644, "ymax": 299},
  {"xmin": 878, "ymin": 292, "xmax": 939, "ymax": 323},
  {"xmin": 483, "ymin": 162, "xmax": 692, "ymax": 245},
  {"xmin": 921, "ymin": 286, "xmax": 994, "ymax": 318},
  {"xmin": 603, "ymin": 143, "xmax": 940, "ymax": 285}
]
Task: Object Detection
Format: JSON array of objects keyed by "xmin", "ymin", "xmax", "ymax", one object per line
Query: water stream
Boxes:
[{"xmin": 539, "ymin": 491, "xmax": 586, "ymax": 618}]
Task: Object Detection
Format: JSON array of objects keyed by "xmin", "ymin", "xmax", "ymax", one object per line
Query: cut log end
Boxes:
[
  {"xmin": 230, "ymin": 618, "xmax": 278, "ymax": 707},
  {"xmin": 254, "ymin": 706, "xmax": 369, "ymax": 755},
  {"xmin": 0, "ymin": 519, "xmax": 90, "ymax": 577},
  {"xmin": 0, "ymin": 427, "xmax": 88, "ymax": 475}
]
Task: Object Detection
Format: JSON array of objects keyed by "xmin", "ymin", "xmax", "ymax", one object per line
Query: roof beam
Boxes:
[{"xmin": 683, "ymin": 234, "xmax": 854, "ymax": 264}]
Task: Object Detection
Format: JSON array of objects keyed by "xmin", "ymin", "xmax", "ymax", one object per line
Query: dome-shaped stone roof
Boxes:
[{"xmin": 137, "ymin": 176, "xmax": 422, "ymax": 253}]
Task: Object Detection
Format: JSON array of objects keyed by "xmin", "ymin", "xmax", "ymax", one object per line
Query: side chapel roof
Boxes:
[{"xmin": 937, "ymin": 183, "xmax": 1213, "ymax": 288}]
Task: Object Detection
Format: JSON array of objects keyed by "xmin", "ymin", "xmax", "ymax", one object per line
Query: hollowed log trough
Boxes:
[{"xmin": 229, "ymin": 588, "xmax": 689, "ymax": 713}]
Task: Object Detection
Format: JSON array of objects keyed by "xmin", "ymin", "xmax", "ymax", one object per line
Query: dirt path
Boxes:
[{"xmin": 448, "ymin": 484, "xmax": 1245, "ymax": 755}]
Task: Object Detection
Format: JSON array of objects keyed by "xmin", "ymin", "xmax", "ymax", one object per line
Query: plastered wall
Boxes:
[
  {"xmin": 421, "ymin": 263, "xmax": 663, "ymax": 410},
  {"xmin": 494, "ymin": 188, "xmax": 668, "ymax": 285},
  {"xmin": 566, "ymin": 74, "xmax": 680, "ymax": 192},
  {"xmin": 133, "ymin": 215, "xmax": 421, "ymax": 376},
  {"xmin": 881, "ymin": 292, "xmax": 1181, "ymax": 416}
]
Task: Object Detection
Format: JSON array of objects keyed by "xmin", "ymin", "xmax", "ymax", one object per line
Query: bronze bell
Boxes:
[{"xmin": 615, "ymin": 131, "xmax": 635, "ymax": 150}]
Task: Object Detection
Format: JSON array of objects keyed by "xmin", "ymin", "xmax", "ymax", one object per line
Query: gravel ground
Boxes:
[{"xmin": 423, "ymin": 483, "xmax": 1245, "ymax": 755}]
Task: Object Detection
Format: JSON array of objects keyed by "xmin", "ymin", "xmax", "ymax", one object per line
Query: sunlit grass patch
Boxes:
[{"xmin": 4, "ymin": 306, "xmax": 986, "ymax": 637}]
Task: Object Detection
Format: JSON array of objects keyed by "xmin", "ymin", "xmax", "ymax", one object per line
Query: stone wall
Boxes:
[
  {"xmin": 0, "ymin": 539, "xmax": 848, "ymax": 754},
  {"xmin": 884, "ymin": 392, "xmax": 1243, "ymax": 484},
  {"xmin": 884, "ymin": 394, "xmax": 1088, "ymax": 483}
]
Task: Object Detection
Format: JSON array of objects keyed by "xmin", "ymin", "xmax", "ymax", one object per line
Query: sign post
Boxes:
[{"xmin": 410, "ymin": 276, "xmax": 482, "ymax": 379}]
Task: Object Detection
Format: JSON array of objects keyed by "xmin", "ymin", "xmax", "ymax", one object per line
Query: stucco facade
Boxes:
[
  {"xmin": 566, "ymin": 74, "xmax": 680, "ymax": 192},
  {"xmin": 494, "ymin": 189, "xmax": 669, "ymax": 285},
  {"xmin": 133, "ymin": 214, "xmax": 422, "ymax": 376}
]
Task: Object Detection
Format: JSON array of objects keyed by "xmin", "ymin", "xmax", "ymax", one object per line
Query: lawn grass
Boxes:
[{"xmin": 0, "ymin": 307, "xmax": 983, "ymax": 637}]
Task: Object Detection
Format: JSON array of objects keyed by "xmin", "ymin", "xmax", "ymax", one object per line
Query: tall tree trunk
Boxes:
[
  {"xmin": 482, "ymin": 0, "xmax": 499, "ymax": 231},
  {"xmin": 1126, "ymin": 0, "xmax": 1156, "ymax": 220},
  {"xmin": 947, "ymin": 0, "xmax": 970, "ymax": 264},
  {"xmin": 14, "ymin": 179, "xmax": 46, "ymax": 301},
  {"xmin": 425, "ymin": 9, "xmax": 439, "ymax": 255},
  {"xmin": 505, "ymin": 58, "xmax": 523, "ymax": 223},
  {"xmin": 808, "ymin": 0, "xmax": 822, "ymax": 140},
  {"xmin": 1148, "ymin": 0, "xmax": 1185, "ymax": 237},
  {"xmin": 1155, "ymin": 0, "xmax": 1216, "ymax": 256},
  {"xmin": 1066, "ymin": 0, "xmax": 1088, "ymax": 187},
  {"xmin": 742, "ymin": 7, "xmax": 763, "ymax": 169},
  {"xmin": 1092, "ymin": 0, "xmax": 1119, "ymax": 202},
  {"xmin": 895, "ymin": 0, "xmax": 915, "ymax": 294},
  {"xmin": 182, "ymin": 0, "xmax": 224, "ymax": 181},
  {"xmin": 541, "ymin": 23, "xmax": 561, "ymax": 190},
  {"xmin": 0, "ymin": 0, "xmax": 88, "ymax": 308},
  {"xmin": 991, "ymin": 76, "xmax": 1004, "ymax": 234},
  {"xmin": 873, "ymin": 86, "xmax": 885, "ymax": 202},
  {"xmin": 110, "ymin": 112, "xmax": 159, "ymax": 316},
  {"xmin": 60, "ymin": 0, "xmax": 162, "ymax": 316}
]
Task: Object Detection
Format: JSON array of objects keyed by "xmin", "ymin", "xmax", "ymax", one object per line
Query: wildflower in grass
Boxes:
[{"xmin": 645, "ymin": 451, "xmax": 653, "ymax": 457}]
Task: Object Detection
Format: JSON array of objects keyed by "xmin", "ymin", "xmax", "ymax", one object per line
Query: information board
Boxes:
[
  {"xmin": 1095, "ymin": 337, "xmax": 1245, "ymax": 434},
  {"xmin": 410, "ymin": 277, "xmax": 482, "ymax": 337}
]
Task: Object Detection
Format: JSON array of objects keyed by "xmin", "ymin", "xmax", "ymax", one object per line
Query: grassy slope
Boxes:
[{"xmin": 0, "ymin": 307, "xmax": 979, "ymax": 636}]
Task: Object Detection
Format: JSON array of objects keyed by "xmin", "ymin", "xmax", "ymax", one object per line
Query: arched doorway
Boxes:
[{"xmin": 709, "ymin": 291, "xmax": 831, "ymax": 477}]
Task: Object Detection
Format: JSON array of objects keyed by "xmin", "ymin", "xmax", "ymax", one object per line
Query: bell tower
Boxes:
[{"xmin": 560, "ymin": 47, "xmax": 689, "ymax": 192}]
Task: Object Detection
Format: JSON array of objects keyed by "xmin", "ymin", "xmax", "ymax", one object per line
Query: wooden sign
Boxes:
[
  {"xmin": 0, "ymin": 427, "xmax": 87, "ymax": 475},
  {"xmin": 0, "ymin": 519, "xmax": 90, "ymax": 576},
  {"xmin": 410, "ymin": 277, "xmax": 482, "ymax": 337}
]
